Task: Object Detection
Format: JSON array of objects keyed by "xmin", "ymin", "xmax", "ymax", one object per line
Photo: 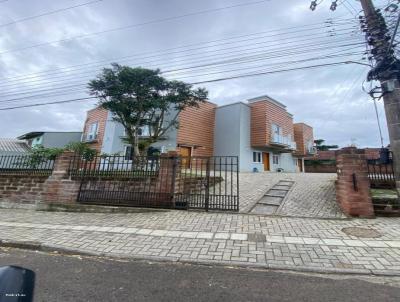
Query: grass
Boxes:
[{"xmin": 370, "ymin": 189, "xmax": 398, "ymax": 200}]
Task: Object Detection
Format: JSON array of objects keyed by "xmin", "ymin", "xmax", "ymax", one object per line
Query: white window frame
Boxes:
[
  {"xmin": 273, "ymin": 154, "xmax": 279, "ymax": 165},
  {"xmin": 252, "ymin": 151, "xmax": 262, "ymax": 163},
  {"xmin": 87, "ymin": 122, "xmax": 98, "ymax": 140},
  {"xmin": 271, "ymin": 123, "xmax": 282, "ymax": 136}
]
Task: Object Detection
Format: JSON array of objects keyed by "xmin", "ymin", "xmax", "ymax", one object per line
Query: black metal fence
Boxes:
[
  {"xmin": 68, "ymin": 154, "xmax": 159, "ymax": 178},
  {"xmin": 175, "ymin": 156, "xmax": 239, "ymax": 211},
  {"xmin": 0, "ymin": 154, "xmax": 55, "ymax": 176},
  {"xmin": 72, "ymin": 154, "xmax": 239, "ymax": 212},
  {"xmin": 367, "ymin": 154, "xmax": 395, "ymax": 189}
]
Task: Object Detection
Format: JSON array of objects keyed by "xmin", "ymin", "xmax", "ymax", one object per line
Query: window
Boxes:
[
  {"xmin": 123, "ymin": 126, "xmax": 150, "ymax": 137},
  {"xmin": 273, "ymin": 154, "xmax": 279, "ymax": 165},
  {"xmin": 253, "ymin": 152, "xmax": 262, "ymax": 163},
  {"xmin": 124, "ymin": 146, "xmax": 134, "ymax": 160},
  {"xmin": 271, "ymin": 124, "xmax": 282, "ymax": 135},
  {"xmin": 138, "ymin": 126, "xmax": 150, "ymax": 137},
  {"xmin": 87, "ymin": 122, "xmax": 98, "ymax": 140}
]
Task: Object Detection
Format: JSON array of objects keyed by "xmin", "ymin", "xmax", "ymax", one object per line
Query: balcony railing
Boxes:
[
  {"xmin": 271, "ymin": 134, "xmax": 296, "ymax": 149},
  {"xmin": 82, "ymin": 133, "xmax": 98, "ymax": 143}
]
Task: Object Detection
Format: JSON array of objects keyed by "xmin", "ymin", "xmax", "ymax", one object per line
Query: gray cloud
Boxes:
[{"xmin": 0, "ymin": 0, "xmax": 391, "ymax": 148}]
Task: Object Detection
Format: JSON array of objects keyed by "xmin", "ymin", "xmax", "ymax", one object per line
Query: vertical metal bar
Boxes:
[
  {"xmin": 205, "ymin": 157, "xmax": 210, "ymax": 212},
  {"xmin": 236, "ymin": 156, "xmax": 239, "ymax": 211}
]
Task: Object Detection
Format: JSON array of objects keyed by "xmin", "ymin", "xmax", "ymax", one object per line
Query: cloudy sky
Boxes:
[{"xmin": 0, "ymin": 0, "xmax": 392, "ymax": 148}]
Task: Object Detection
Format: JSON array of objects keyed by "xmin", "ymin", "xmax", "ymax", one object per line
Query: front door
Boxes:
[
  {"xmin": 180, "ymin": 146, "xmax": 192, "ymax": 169},
  {"xmin": 298, "ymin": 159, "xmax": 303, "ymax": 172},
  {"xmin": 263, "ymin": 153, "xmax": 270, "ymax": 171}
]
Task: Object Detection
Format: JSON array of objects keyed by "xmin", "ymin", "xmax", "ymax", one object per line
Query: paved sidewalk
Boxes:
[{"xmin": 0, "ymin": 209, "xmax": 399, "ymax": 276}]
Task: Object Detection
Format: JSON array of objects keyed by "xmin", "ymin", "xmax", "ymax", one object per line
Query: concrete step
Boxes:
[
  {"xmin": 258, "ymin": 196, "xmax": 283, "ymax": 206},
  {"xmin": 250, "ymin": 204, "xmax": 279, "ymax": 215}
]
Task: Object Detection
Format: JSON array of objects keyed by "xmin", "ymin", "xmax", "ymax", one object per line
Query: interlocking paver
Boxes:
[{"xmin": 0, "ymin": 209, "xmax": 399, "ymax": 275}]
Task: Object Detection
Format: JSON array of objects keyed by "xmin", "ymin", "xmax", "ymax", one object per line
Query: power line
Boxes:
[
  {"xmin": 0, "ymin": 29, "xmax": 363, "ymax": 92},
  {"xmin": 0, "ymin": 18, "xmax": 357, "ymax": 83},
  {"xmin": 0, "ymin": 39, "xmax": 366, "ymax": 97},
  {"xmin": 0, "ymin": 0, "xmax": 103, "ymax": 28},
  {"xmin": 0, "ymin": 61, "xmax": 360, "ymax": 111},
  {"xmin": 0, "ymin": 0, "xmax": 273, "ymax": 56},
  {"xmin": 0, "ymin": 50, "xmax": 365, "ymax": 105}
]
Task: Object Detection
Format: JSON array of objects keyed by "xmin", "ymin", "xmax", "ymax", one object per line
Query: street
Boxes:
[{"xmin": 0, "ymin": 247, "xmax": 399, "ymax": 302}]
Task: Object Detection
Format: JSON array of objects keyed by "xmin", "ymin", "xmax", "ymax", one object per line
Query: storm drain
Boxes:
[{"xmin": 250, "ymin": 180, "xmax": 294, "ymax": 215}]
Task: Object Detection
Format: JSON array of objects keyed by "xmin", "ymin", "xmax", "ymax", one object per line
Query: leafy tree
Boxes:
[
  {"xmin": 65, "ymin": 142, "xmax": 97, "ymax": 161},
  {"xmin": 88, "ymin": 64, "xmax": 208, "ymax": 156},
  {"xmin": 314, "ymin": 139, "xmax": 339, "ymax": 151},
  {"xmin": 25, "ymin": 146, "xmax": 64, "ymax": 168}
]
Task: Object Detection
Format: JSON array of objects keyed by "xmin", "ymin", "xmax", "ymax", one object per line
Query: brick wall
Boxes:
[
  {"xmin": 335, "ymin": 147, "xmax": 374, "ymax": 218},
  {"xmin": 82, "ymin": 106, "xmax": 108, "ymax": 152},
  {"xmin": 305, "ymin": 164, "xmax": 337, "ymax": 173},
  {"xmin": 249, "ymin": 100, "xmax": 294, "ymax": 147},
  {"xmin": 177, "ymin": 101, "xmax": 217, "ymax": 157},
  {"xmin": 294, "ymin": 123, "xmax": 314, "ymax": 156},
  {"xmin": 0, "ymin": 175, "xmax": 47, "ymax": 204}
]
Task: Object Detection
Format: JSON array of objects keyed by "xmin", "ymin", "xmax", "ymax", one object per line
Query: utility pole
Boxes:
[{"xmin": 358, "ymin": 0, "xmax": 400, "ymax": 196}]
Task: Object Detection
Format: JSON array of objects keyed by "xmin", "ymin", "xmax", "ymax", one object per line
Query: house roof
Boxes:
[
  {"xmin": 17, "ymin": 131, "xmax": 82, "ymax": 140},
  {"xmin": 0, "ymin": 138, "xmax": 30, "ymax": 153},
  {"xmin": 17, "ymin": 132, "xmax": 45, "ymax": 140}
]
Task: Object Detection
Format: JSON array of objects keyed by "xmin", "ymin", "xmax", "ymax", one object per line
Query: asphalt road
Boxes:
[{"xmin": 0, "ymin": 247, "xmax": 399, "ymax": 302}]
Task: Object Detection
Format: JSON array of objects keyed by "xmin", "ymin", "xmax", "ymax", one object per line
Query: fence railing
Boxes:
[
  {"xmin": 367, "ymin": 157, "xmax": 395, "ymax": 189},
  {"xmin": 68, "ymin": 154, "xmax": 160, "ymax": 178},
  {"xmin": 0, "ymin": 155, "xmax": 55, "ymax": 176},
  {"xmin": 73, "ymin": 154, "xmax": 239, "ymax": 212}
]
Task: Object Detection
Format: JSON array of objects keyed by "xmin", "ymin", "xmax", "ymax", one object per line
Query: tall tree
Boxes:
[
  {"xmin": 88, "ymin": 64, "xmax": 208, "ymax": 156},
  {"xmin": 314, "ymin": 139, "xmax": 338, "ymax": 151}
]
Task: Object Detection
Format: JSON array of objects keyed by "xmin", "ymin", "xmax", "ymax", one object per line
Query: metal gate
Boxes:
[{"xmin": 69, "ymin": 154, "xmax": 239, "ymax": 212}]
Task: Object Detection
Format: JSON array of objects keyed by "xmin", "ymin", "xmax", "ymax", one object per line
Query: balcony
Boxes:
[
  {"xmin": 271, "ymin": 134, "xmax": 297, "ymax": 150},
  {"xmin": 82, "ymin": 133, "xmax": 98, "ymax": 143}
]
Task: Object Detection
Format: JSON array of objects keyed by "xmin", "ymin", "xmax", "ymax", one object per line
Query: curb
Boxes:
[{"xmin": 1, "ymin": 239, "xmax": 400, "ymax": 278}]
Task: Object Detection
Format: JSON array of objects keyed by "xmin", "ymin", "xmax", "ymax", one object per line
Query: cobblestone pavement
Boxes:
[
  {"xmin": 0, "ymin": 209, "xmax": 399, "ymax": 276},
  {"xmin": 239, "ymin": 173, "xmax": 343, "ymax": 218}
]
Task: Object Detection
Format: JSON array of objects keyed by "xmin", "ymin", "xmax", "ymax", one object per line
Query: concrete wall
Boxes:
[
  {"xmin": 42, "ymin": 132, "xmax": 82, "ymax": 148},
  {"xmin": 214, "ymin": 102, "xmax": 255, "ymax": 171}
]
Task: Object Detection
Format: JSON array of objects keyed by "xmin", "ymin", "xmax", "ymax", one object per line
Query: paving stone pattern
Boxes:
[
  {"xmin": 250, "ymin": 181, "xmax": 294, "ymax": 215},
  {"xmin": 0, "ymin": 209, "xmax": 399, "ymax": 275},
  {"xmin": 239, "ymin": 173, "xmax": 343, "ymax": 218}
]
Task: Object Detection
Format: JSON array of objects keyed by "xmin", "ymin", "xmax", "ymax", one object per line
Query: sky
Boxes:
[{"xmin": 0, "ymin": 0, "xmax": 392, "ymax": 148}]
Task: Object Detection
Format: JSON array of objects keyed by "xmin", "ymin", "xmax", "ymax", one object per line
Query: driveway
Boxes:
[{"xmin": 239, "ymin": 173, "xmax": 344, "ymax": 218}]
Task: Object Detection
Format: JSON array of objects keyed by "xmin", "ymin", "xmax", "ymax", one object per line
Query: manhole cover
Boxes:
[{"xmin": 341, "ymin": 227, "xmax": 382, "ymax": 238}]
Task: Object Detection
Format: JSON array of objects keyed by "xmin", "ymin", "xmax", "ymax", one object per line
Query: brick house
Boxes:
[{"xmin": 82, "ymin": 95, "xmax": 314, "ymax": 172}]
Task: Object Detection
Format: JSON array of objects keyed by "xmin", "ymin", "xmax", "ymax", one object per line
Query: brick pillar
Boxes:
[
  {"xmin": 335, "ymin": 147, "xmax": 375, "ymax": 218},
  {"xmin": 157, "ymin": 151, "xmax": 182, "ymax": 206},
  {"xmin": 42, "ymin": 151, "xmax": 80, "ymax": 204}
]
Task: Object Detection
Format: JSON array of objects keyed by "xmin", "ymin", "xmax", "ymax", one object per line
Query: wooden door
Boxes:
[
  {"xmin": 263, "ymin": 153, "xmax": 270, "ymax": 171},
  {"xmin": 298, "ymin": 159, "xmax": 303, "ymax": 172},
  {"xmin": 180, "ymin": 146, "xmax": 192, "ymax": 169}
]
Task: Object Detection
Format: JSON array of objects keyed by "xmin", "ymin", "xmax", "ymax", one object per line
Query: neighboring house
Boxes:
[
  {"xmin": 83, "ymin": 96, "xmax": 315, "ymax": 173},
  {"xmin": 304, "ymin": 148, "xmax": 383, "ymax": 173},
  {"xmin": 214, "ymin": 96, "xmax": 314, "ymax": 172},
  {"xmin": 0, "ymin": 138, "xmax": 30, "ymax": 156},
  {"xmin": 82, "ymin": 102, "xmax": 217, "ymax": 158},
  {"xmin": 17, "ymin": 131, "xmax": 82, "ymax": 149}
]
